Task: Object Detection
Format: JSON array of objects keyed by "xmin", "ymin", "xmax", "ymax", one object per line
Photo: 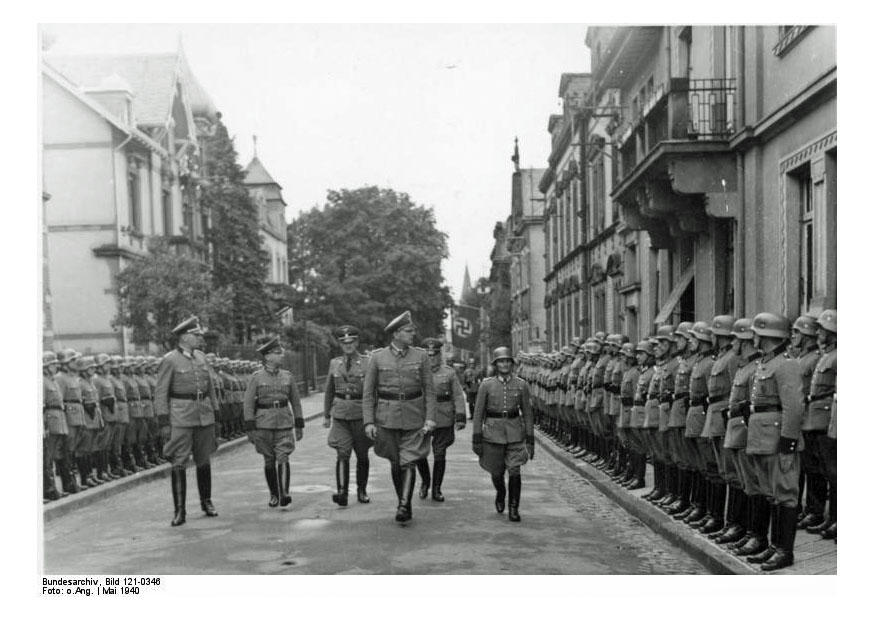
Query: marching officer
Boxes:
[
  {"xmin": 362, "ymin": 311, "xmax": 437, "ymax": 523},
  {"xmin": 323, "ymin": 325, "xmax": 373, "ymax": 506},
  {"xmin": 419, "ymin": 338, "xmax": 467, "ymax": 501},
  {"xmin": 745, "ymin": 312, "xmax": 805, "ymax": 571},
  {"xmin": 43, "ymin": 352, "xmax": 69, "ymax": 500},
  {"xmin": 805, "ymin": 309, "xmax": 836, "ymax": 540},
  {"xmin": 791, "ymin": 314, "xmax": 826, "ymax": 529},
  {"xmin": 155, "ymin": 316, "xmax": 220, "ymax": 527},
  {"xmin": 244, "ymin": 337, "xmax": 305, "ymax": 508},
  {"xmin": 472, "ymin": 346, "xmax": 534, "ymax": 522}
]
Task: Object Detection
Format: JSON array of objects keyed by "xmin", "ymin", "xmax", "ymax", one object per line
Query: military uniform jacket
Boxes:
[
  {"xmin": 430, "ymin": 364, "xmax": 467, "ymax": 427},
  {"xmin": 802, "ymin": 344, "xmax": 836, "ymax": 432},
  {"xmin": 618, "ymin": 365, "xmax": 639, "ymax": 428},
  {"xmin": 723, "ymin": 353, "xmax": 760, "ymax": 449},
  {"xmin": 557, "ymin": 362, "xmax": 571, "ymax": 406},
  {"xmin": 108, "ymin": 374, "xmax": 130, "ymax": 424},
  {"xmin": 123, "ymin": 374, "xmax": 143, "ymax": 418},
  {"xmin": 644, "ymin": 360, "xmax": 665, "ymax": 429},
  {"xmin": 702, "ymin": 349, "xmax": 739, "ymax": 438},
  {"xmin": 473, "ymin": 375, "xmax": 534, "ymax": 444},
  {"xmin": 574, "ymin": 361, "xmax": 592, "ymax": 411},
  {"xmin": 657, "ymin": 356, "xmax": 680, "ymax": 430},
  {"xmin": 78, "ymin": 375, "xmax": 103, "ymax": 430},
  {"xmin": 588, "ymin": 355, "xmax": 610, "ymax": 410},
  {"xmin": 796, "ymin": 347, "xmax": 821, "ymax": 394},
  {"xmin": 135, "ymin": 374, "xmax": 155, "ymax": 418},
  {"xmin": 324, "ymin": 352, "xmax": 369, "ymax": 420},
  {"xmin": 631, "ymin": 365, "xmax": 654, "ymax": 428},
  {"xmin": 154, "ymin": 349, "xmax": 218, "ymax": 428},
  {"xmin": 92, "ymin": 374, "xmax": 117, "ymax": 423},
  {"xmin": 55, "ymin": 370, "xmax": 86, "ymax": 427},
  {"xmin": 243, "ymin": 367, "xmax": 304, "ymax": 429},
  {"xmin": 566, "ymin": 358, "xmax": 583, "ymax": 407},
  {"xmin": 747, "ymin": 348, "xmax": 804, "ymax": 455},
  {"xmin": 43, "ymin": 374, "xmax": 68, "ymax": 435},
  {"xmin": 608, "ymin": 357, "xmax": 626, "ymax": 417},
  {"xmin": 547, "ymin": 367, "xmax": 561, "ymax": 406},
  {"xmin": 685, "ymin": 352, "xmax": 714, "ymax": 437},
  {"xmin": 668, "ymin": 355, "xmax": 694, "ymax": 428},
  {"xmin": 362, "ymin": 345, "xmax": 437, "ymax": 430}
]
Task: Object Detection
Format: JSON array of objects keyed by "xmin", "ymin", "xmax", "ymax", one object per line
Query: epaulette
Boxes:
[
  {"xmin": 332, "ymin": 356, "xmax": 343, "ymax": 363},
  {"xmin": 411, "ymin": 346, "xmax": 425, "ymax": 352}
]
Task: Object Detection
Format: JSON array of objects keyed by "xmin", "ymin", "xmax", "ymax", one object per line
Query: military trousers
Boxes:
[
  {"xmin": 373, "ymin": 427, "xmax": 430, "ymax": 467},
  {"xmin": 666, "ymin": 427, "xmax": 689, "ymax": 468},
  {"xmin": 728, "ymin": 447, "xmax": 755, "ymax": 492},
  {"xmin": 111, "ymin": 422, "xmax": 127, "ymax": 454},
  {"xmin": 682, "ymin": 437, "xmax": 703, "ymax": 472},
  {"xmin": 479, "ymin": 441, "xmax": 528, "ymax": 477},
  {"xmin": 709, "ymin": 436, "xmax": 730, "ymax": 480},
  {"xmin": 249, "ymin": 427, "xmax": 295, "ymax": 464},
  {"xmin": 65, "ymin": 425, "xmax": 89, "ymax": 458},
  {"xmin": 125, "ymin": 417, "xmax": 148, "ymax": 446},
  {"xmin": 327, "ymin": 418, "xmax": 373, "ymax": 460},
  {"xmin": 429, "ymin": 426, "xmax": 455, "ymax": 459},
  {"xmin": 95, "ymin": 423, "xmax": 113, "ymax": 452},
  {"xmin": 44, "ymin": 432, "xmax": 66, "ymax": 462},
  {"xmin": 164, "ymin": 424, "xmax": 217, "ymax": 468},
  {"xmin": 749, "ymin": 452, "xmax": 801, "ymax": 508},
  {"xmin": 820, "ymin": 435, "xmax": 837, "ymax": 487}
]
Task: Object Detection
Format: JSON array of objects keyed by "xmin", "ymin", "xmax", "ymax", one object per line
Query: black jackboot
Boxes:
[
  {"xmin": 196, "ymin": 464, "xmax": 218, "ymax": 516},
  {"xmin": 278, "ymin": 462, "xmax": 291, "ymax": 506},
  {"xmin": 666, "ymin": 469, "xmax": 691, "ymax": 514},
  {"xmin": 728, "ymin": 492, "xmax": 756, "ymax": 550},
  {"xmin": 715, "ymin": 488, "xmax": 747, "ymax": 543},
  {"xmin": 59, "ymin": 457, "xmax": 80, "ymax": 494},
  {"xmin": 431, "ymin": 459, "xmax": 446, "ymax": 501},
  {"xmin": 748, "ymin": 503, "xmax": 779, "ymax": 564},
  {"xmin": 658, "ymin": 465, "xmax": 678, "ymax": 507},
  {"xmin": 647, "ymin": 462, "xmax": 667, "ymax": 503},
  {"xmin": 735, "ymin": 495, "xmax": 770, "ymax": 556},
  {"xmin": 395, "ymin": 465, "xmax": 415, "ymax": 522},
  {"xmin": 170, "ymin": 467, "xmax": 186, "ymax": 526},
  {"xmin": 265, "ymin": 464, "xmax": 280, "ymax": 507},
  {"xmin": 417, "ymin": 459, "xmax": 431, "ymax": 499},
  {"xmin": 332, "ymin": 458, "xmax": 350, "ymax": 506},
  {"xmin": 762, "ymin": 505, "xmax": 798, "ymax": 571},
  {"xmin": 391, "ymin": 463, "xmax": 403, "ymax": 500},
  {"xmin": 701, "ymin": 482, "xmax": 726, "ymax": 534},
  {"xmin": 508, "ymin": 474, "xmax": 522, "ymax": 522},
  {"xmin": 77, "ymin": 456, "xmax": 94, "ymax": 488},
  {"xmin": 492, "ymin": 473, "xmax": 507, "ymax": 513},
  {"xmin": 356, "ymin": 459, "xmax": 370, "ymax": 503}
]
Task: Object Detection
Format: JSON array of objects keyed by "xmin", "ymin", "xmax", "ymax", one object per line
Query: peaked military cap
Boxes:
[
  {"xmin": 385, "ymin": 310, "xmax": 414, "ymax": 333},
  {"xmin": 422, "ymin": 337, "xmax": 444, "ymax": 353},
  {"xmin": 257, "ymin": 337, "xmax": 283, "ymax": 356},
  {"xmin": 171, "ymin": 315, "xmax": 204, "ymax": 336},
  {"xmin": 335, "ymin": 325, "xmax": 360, "ymax": 343}
]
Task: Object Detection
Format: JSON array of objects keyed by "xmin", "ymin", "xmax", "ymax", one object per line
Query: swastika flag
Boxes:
[{"xmin": 451, "ymin": 304, "xmax": 480, "ymax": 351}]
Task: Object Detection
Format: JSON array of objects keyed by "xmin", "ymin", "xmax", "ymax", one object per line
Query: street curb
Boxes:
[
  {"xmin": 43, "ymin": 409, "xmax": 325, "ymax": 524},
  {"xmin": 535, "ymin": 430, "xmax": 757, "ymax": 575}
]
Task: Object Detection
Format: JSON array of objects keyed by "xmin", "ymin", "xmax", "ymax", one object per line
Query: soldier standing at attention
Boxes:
[
  {"xmin": 323, "ymin": 325, "xmax": 373, "ymax": 506},
  {"xmin": 663, "ymin": 323, "xmax": 695, "ymax": 516},
  {"xmin": 76, "ymin": 356, "xmax": 103, "ymax": 487},
  {"xmin": 134, "ymin": 357, "xmax": 159, "ymax": 468},
  {"xmin": 362, "ymin": 311, "xmax": 437, "ymax": 523},
  {"xmin": 155, "ymin": 316, "xmax": 220, "ymax": 527},
  {"xmin": 615, "ymin": 343, "xmax": 639, "ymax": 485},
  {"xmin": 472, "ymin": 347, "xmax": 534, "ymax": 522},
  {"xmin": 43, "ymin": 352, "xmax": 69, "ymax": 500},
  {"xmin": 108, "ymin": 356, "xmax": 133, "ymax": 475},
  {"xmin": 790, "ymin": 315, "xmax": 826, "ymax": 529},
  {"xmin": 682, "ymin": 322, "xmax": 715, "ymax": 528},
  {"xmin": 243, "ymin": 337, "xmax": 305, "ymax": 508},
  {"xmin": 804, "ymin": 310, "xmax": 836, "ymax": 540},
  {"xmin": 91, "ymin": 354, "xmax": 118, "ymax": 482},
  {"xmin": 122, "ymin": 357, "xmax": 148, "ymax": 470},
  {"xmin": 745, "ymin": 313, "xmax": 805, "ymax": 571},
  {"xmin": 419, "ymin": 338, "xmax": 467, "ymax": 501},
  {"xmin": 55, "ymin": 349, "xmax": 87, "ymax": 491}
]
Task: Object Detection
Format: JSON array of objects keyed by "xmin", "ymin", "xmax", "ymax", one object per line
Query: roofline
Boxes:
[{"xmin": 42, "ymin": 60, "xmax": 168, "ymax": 156}]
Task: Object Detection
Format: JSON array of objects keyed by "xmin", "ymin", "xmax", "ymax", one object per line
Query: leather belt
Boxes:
[
  {"xmin": 752, "ymin": 405, "xmax": 782, "ymax": 413},
  {"xmin": 673, "ymin": 392, "xmax": 690, "ymax": 401},
  {"xmin": 257, "ymin": 399, "xmax": 289, "ymax": 409},
  {"xmin": 378, "ymin": 390, "xmax": 423, "ymax": 401},
  {"xmin": 436, "ymin": 395, "xmax": 452, "ymax": 403},
  {"xmin": 805, "ymin": 392, "xmax": 834, "ymax": 404},
  {"xmin": 708, "ymin": 394, "xmax": 729, "ymax": 403},
  {"xmin": 44, "ymin": 405, "xmax": 64, "ymax": 411},
  {"xmin": 486, "ymin": 410, "xmax": 519, "ymax": 418},
  {"xmin": 728, "ymin": 408, "xmax": 747, "ymax": 420},
  {"xmin": 170, "ymin": 392, "xmax": 205, "ymax": 401},
  {"xmin": 63, "ymin": 399, "xmax": 82, "ymax": 404},
  {"xmin": 689, "ymin": 397, "xmax": 706, "ymax": 407},
  {"xmin": 341, "ymin": 393, "xmax": 363, "ymax": 401}
]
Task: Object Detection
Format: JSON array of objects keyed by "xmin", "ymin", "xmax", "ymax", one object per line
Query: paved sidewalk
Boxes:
[
  {"xmin": 535, "ymin": 431, "xmax": 837, "ymax": 575},
  {"xmin": 43, "ymin": 391, "xmax": 326, "ymax": 523}
]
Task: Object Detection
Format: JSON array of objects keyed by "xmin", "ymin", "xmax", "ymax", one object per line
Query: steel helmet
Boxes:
[
  {"xmin": 674, "ymin": 321, "xmax": 694, "ymax": 337},
  {"xmin": 792, "ymin": 315, "xmax": 818, "ymax": 337},
  {"xmin": 43, "ymin": 351, "xmax": 59, "ymax": 367},
  {"xmin": 635, "ymin": 340, "xmax": 654, "ymax": 355},
  {"xmin": 607, "ymin": 333, "xmax": 623, "ymax": 347},
  {"xmin": 95, "ymin": 353, "xmax": 112, "ymax": 367},
  {"xmin": 593, "ymin": 331, "xmax": 607, "ymax": 343},
  {"xmin": 57, "ymin": 348, "xmax": 80, "ymax": 365},
  {"xmin": 731, "ymin": 318, "xmax": 754, "ymax": 340},
  {"xmin": 816, "ymin": 309, "xmax": 836, "ymax": 334},
  {"xmin": 690, "ymin": 321, "xmax": 713, "ymax": 342},
  {"xmin": 110, "ymin": 355, "xmax": 123, "ymax": 367},
  {"xmin": 620, "ymin": 343, "xmax": 635, "ymax": 358},
  {"xmin": 711, "ymin": 315, "xmax": 736, "ymax": 337},
  {"xmin": 561, "ymin": 345, "xmax": 574, "ymax": 357},
  {"xmin": 655, "ymin": 325, "xmax": 675, "ymax": 341},
  {"xmin": 752, "ymin": 312, "xmax": 791, "ymax": 339}
]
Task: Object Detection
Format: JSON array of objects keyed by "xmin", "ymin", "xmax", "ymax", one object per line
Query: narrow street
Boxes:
[{"xmin": 44, "ymin": 395, "xmax": 708, "ymax": 575}]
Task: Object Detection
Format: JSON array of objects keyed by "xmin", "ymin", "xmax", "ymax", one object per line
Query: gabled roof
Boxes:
[
  {"xmin": 44, "ymin": 50, "xmax": 217, "ymax": 127},
  {"xmin": 243, "ymin": 156, "xmax": 281, "ymax": 188}
]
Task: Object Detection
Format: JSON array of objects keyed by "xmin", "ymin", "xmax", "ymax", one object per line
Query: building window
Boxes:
[
  {"xmin": 573, "ymin": 295, "xmax": 580, "ymax": 338},
  {"xmin": 162, "ymin": 189, "xmax": 172, "ymax": 236},
  {"xmin": 613, "ymin": 277, "xmax": 624, "ymax": 333},
  {"xmin": 774, "ymin": 26, "xmax": 813, "ymax": 57},
  {"xmin": 571, "ymin": 181, "xmax": 580, "ymax": 247},
  {"xmin": 127, "ymin": 161, "xmax": 141, "ymax": 232},
  {"xmin": 624, "ymin": 243, "xmax": 638, "ymax": 285},
  {"xmin": 796, "ymin": 164, "xmax": 815, "ymax": 312},
  {"xmin": 593, "ymin": 284, "xmax": 606, "ymax": 332}
]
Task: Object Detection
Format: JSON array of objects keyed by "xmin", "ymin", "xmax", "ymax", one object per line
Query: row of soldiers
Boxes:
[
  {"xmin": 42, "ymin": 348, "xmax": 263, "ymax": 502},
  {"xmin": 519, "ymin": 309, "xmax": 837, "ymax": 572}
]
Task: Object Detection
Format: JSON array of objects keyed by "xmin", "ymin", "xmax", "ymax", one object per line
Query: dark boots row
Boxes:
[
  {"xmin": 416, "ymin": 458, "xmax": 447, "ymax": 502},
  {"xmin": 170, "ymin": 464, "xmax": 218, "ymax": 527},
  {"xmin": 264, "ymin": 462, "xmax": 293, "ymax": 507},
  {"xmin": 331, "ymin": 458, "xmax": 370, "ymax": 506}
]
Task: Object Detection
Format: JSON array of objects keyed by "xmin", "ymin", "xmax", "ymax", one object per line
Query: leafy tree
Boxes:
[
  {"xmin": 201, "ymin": 113, "xmax": 272, "ymax": 343},
  {"xmin": 287, "ymin": 186, "xmax": 454, "ymax": 348},
  {"xmin": 115, "ymin": 239, "xmax": 228, "ymax": 350}
]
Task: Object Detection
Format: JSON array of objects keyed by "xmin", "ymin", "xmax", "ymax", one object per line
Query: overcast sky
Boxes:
[{"xmin": 42, "ymin": 23, "xmax": 590, "ymax": 299}]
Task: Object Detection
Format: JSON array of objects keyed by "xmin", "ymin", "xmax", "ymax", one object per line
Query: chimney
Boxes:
[{"xmin": 84, "ymin": 73, "xmax": 134, "ymax": 126}]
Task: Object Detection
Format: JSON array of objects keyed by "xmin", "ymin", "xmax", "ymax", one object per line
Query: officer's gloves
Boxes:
[
  {"xmin": 364, "ymin": 423, "xmax": 378, "ymax": 440},
  {"xmin": 472, "ymin": 433, "xmax": 483, "ymax": 457}
]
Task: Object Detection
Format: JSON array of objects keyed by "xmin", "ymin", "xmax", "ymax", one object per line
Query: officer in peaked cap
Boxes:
[
  {"xmin": 744, "ymin": 312, "xmax": 805, "ymax": 571},
  {"xmin": 418, "ymin": 338, "xmax": 466, "ymax": 501},
  {"xmin": 155, "ymin": 316, "xmax": 221, "ymax": 526},
  {"xmin": 243, "ymin": 336, "xmax": 304, "ymax": 508},
  {"xmin": 472, "ymin": 347, "xmax": 534, "ymax": 522},
  {"xmin": 43, "ymin": 352, "xmax": 69, "ymax": 501},
  {"xmin": 362, "ymin": 311, "xmax": 437, "ymax": 523},
  {"xmin": 323, "ymin": 325, "xmax": 373, "ymax": 506}
]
